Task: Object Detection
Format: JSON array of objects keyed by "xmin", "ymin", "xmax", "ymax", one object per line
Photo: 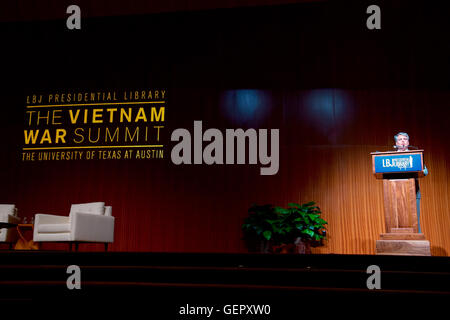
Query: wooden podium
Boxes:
[{"xmin": 371, "ymin": 150, "xmax": 431, "ymax": 256}]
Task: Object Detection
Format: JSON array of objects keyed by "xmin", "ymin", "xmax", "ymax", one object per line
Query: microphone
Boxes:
[{"xmin": 393, "ymin": 145, "xmax": 418, "ymax": 150}]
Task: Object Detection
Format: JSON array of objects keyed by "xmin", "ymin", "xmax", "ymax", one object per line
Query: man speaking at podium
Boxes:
[{"xmin": 394, "ymin": 132, "xmax": 428, "ymax": 233}]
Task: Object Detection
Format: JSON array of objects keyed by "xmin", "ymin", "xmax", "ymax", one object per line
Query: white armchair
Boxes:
[
  {"xmin": 33, "ymin": 202, "xmax": 114, "ymax": 251},
  {"xmin": 0, "ymin": 204, "xmax": 20, "ymax": 248}
]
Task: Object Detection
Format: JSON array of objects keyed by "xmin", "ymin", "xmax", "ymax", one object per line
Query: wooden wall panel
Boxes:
[{"xmin": 1, "ymin": 91, "xmax": 450, "ymax": 255}]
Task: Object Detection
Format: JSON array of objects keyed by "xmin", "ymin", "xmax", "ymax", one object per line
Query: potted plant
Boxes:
[
  {"xmin": 241, "ymin": 204, "xmax": 275, "ymax": 253},
  {"xmin": 242, "ymin": 202, "xmax": 327, "ymax": 254},
  {"xmin": 273, "ymin": 202, "xmax": 327, "ymax": 254}
]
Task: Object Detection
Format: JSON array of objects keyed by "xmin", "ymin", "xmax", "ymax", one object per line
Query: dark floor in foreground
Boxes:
[{"xmin": 0, "ymin": 251, "xmax": 448, "ymax": 316}]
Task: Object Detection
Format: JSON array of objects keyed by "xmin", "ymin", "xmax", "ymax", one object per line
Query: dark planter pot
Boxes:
[
  {"xmin": 295, "ymin": 238, "xmax": 312, "ymax": 254},
  {"xmin": 244, "ymin": 236, "xmax": 271, "ymax": 253},
  {"xmin": 271, "ymin": 243, "xmax": 296, "ymax": 254}
]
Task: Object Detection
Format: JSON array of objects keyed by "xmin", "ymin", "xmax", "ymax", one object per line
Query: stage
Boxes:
[{"xmin": 0, "ymin": 251, "xmax": 448, "ymax": 315}]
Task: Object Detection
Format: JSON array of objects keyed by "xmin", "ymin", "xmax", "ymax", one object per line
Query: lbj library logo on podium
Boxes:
[
  {"xmin": 373, "ymin": 153, "xmax": 422, "ymax": 173},
  {"xmin": 383, "ymin": 156, "xmax": 413, "ymax": 170}
]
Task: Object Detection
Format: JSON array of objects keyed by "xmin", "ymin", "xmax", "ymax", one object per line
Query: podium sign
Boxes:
[
  {"xmin": 371, "ymin": 150, "xmax": 424, "ymax": 179},
  {"xmin": 373, "ymin": 153, "xmax": 423, "ymax": 174},
  {"xmin": 370, "ymin": 150, "xmax": 430, "ymax": 256}
]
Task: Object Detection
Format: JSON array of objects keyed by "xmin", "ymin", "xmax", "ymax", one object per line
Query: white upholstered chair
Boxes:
[
  {"xmin": 33, "ymin": 202, "xmax": 114, "ymax": 251},
  {"xmin": 0, "ymin": 204, "xmax": 20, "ymax": 248}
]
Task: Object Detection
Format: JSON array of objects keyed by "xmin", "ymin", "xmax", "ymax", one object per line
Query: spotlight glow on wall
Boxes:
[
  {"xmin": 302, "ymin": 88, "xmax": 354, "ymax": 143},
  {"xmin": 220, "ymin": 89, "xmax": 272, "ymax": 126}
]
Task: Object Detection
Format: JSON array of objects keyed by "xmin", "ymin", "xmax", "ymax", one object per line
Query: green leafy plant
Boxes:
[
  {"xmin": 242, "ymin": 204, "xmax": 276, "ymax": 244},
  {"xmin": 272, "ymin": 202, "xmax": 327, "ymax": 243},
  {"xmin": 242, "ymin": 202, "xmax": 327, "ymax": 248}
]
